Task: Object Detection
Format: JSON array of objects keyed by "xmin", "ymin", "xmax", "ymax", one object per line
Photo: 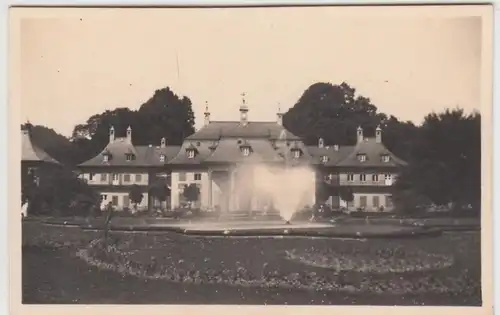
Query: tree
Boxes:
[
  {"xmin": 26, "ymin": 166, "xmax": 100, "ymax": 216},
  {"xmin": 148, "ymin": 179, "xmax": 170, "ymax": 211},
  {"xmin": 182, "ymin": 183, "xmax": 200, "ymax": 209},
  {"xmin": 339, "ymin": 187, "xmax": 354, "ymax": 204},
  {"xmin": 22, "ymin": 123, "xmax": 78, "ymax": 166},
  {"xmin": 128, "ymin": 184, "xmax": 144, "ymax": 212},
  {"xmin": 70, "ymin": 87, "xmax": 196, "ymax": 165},
  {"xmin": 395, "ymin": 109, "xmax": 481, "ymax": 209},
  {"xmin": 282, "ymin": 82, "xmax": 419, "ymax": 162}
]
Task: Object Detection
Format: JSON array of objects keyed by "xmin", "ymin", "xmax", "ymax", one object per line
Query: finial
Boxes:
[{"xmin": 241, "ymin": 92, "xmax": 246, "ymax": 105}]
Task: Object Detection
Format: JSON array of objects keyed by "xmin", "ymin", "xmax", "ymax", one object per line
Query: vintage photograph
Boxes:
[{"xmin": 12, "ymin": 4, "xmax": 492, "ymax": 309}]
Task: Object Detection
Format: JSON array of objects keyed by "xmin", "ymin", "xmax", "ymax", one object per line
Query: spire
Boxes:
[
  {"xmin": 375, "ymin": 125, "xmax": 382, "ymax": 143},
  {"xmin": 204, "ymin": 101, "xmax": 211, "ymax": 126},
  {"xmin": 126, "ymin": 125, "xmax": 132, "ymax": 142},
  {"xmin": 357, "ymin": 126, "xmax": 364, "ymax": 143},
  {"xmin": 239, "ymin": 92, "xmax": 249, "ymax": 126},
  {"xmin": 109, "ymin": 125, "xmax": 115, "ymax": 143},
  {"xmin": 276, "ymin": 103, "xmax": 283, "ymax": 126}
]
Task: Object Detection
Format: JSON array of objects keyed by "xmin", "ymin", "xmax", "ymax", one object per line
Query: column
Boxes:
[{"xmin": 207, "ymin": 169, "xmax": 213, "ymax": 209}]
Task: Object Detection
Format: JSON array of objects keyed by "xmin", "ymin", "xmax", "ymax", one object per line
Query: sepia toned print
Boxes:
[{"xmin": 10, "ymin": 4, "xmax": 493, "ymax": 315}]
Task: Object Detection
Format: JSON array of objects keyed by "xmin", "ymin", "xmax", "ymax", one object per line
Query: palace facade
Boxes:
[{"xmin": 78, "ymin": 103, "xmax": 406, "ymax": 213}]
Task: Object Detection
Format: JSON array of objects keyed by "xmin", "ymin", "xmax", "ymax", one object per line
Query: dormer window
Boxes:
[
  {"xmin": 125, "ymin": 153, "xmax": 135, "ymax": 162},
  {"xmin": 187, "ymin": 149, "xmax": 195, "ymax": 159},
  {"xmin": 160, "ymin": 154, "xmax": 166, "ymax": 162},
  {"xmin": 103, "ymin": 151, "xmax": 112, "ymax": 162},
  {"xmin": 239, "ymin": 140, "xmax": 252, "ymax": 157},
  {"xmin": 381, "ymin": 154, "xmax": 390, "ymax": 163},
  {"xmin": 293, "ymin": 150, "xmax": 301, "ymax": 159},
  {"xmin": 242, "ymin": 147, "xmax": 250, "ymax": 156},
  {"xmin": 357, "ymin": 154, "xmax": 367, "ymax": 162},
  {"xmin": 321, "ymin": 155, "xmax": 328, "ymax": 163}
]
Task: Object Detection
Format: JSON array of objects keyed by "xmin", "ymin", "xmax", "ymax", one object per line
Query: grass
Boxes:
[{"xmin": 22, "ymin": 221, "xmax": 481, "ymax": 305}]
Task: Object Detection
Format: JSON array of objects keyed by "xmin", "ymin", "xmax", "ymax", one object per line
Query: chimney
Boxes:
[
  {"xmin": 126, "ymin": 126, "xmax": 132, "ymax": 142},
  {"xmin": 240, "ymin": 93, "xmax": 249, "ymax": 126},
  {"xmin": 277, "ymin": 112, "xmax": 283, "ymax": 126},
  {"xmin": 375, "ymin": 125, "xmax": 382, "ymax": 143},
  {"xmin": 357, "ymin": 126, "xmax": 364, "ymax": 143},
  {"xmin": 109, "ymin": 126, "xmax": 115, "ymax": 143},
  {"xmin": 333, "ymin": 144, "xmax": 339, "ymax": 151},
  {"xmin": 161, "ymin": 137, "xmax": 167, "ymax": 148},
  {"xmin": 276, "ymin": 104, "xmax": 283, "ymax": 126},
  {"xmin": 318, "ymin": 138, "xmax": 324, "ymax": 148},
  {"xmin": 204, "ymin": 101, "xmax": 211, "ymax": 126}
]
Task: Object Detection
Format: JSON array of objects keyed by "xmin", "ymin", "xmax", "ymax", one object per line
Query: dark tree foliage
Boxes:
[
  {"xmin": 183, "ymin": 183, "xmax": 200, "ymax": 207},
  {"xmin": 148, "ymin": 180, "xmax": 170, "ymax": 202},
  {"xmin": 339, "ymin": 187, "xmax": 354, "ymax": 203},
  {"xmin": 21, "ymin": 123, "xmax": 79, "ymax": 166},
  {"xmin": 395, "ymin": 109, "xmax": 481, "ymax": 208},
  {"xmin": 71, "ymin": 87, "xmax": 196, "ymax": 164},
  {"xmin": 129, "ymin": 184, "xmax": 144, "ymax": 210},
  {"xmin": 26, "ymin": 167, "xmax": 100, "ymax": 216},
  {"xmin": 283, "ymin": 82, "xmax": 418, "ymax": 162}
]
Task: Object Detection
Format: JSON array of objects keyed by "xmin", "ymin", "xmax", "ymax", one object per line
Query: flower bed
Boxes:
[
  {"xmin": 76, "ymin": 232, "xmax": 480, "ymax": 296},
  {"xmin": 285, "ymin": 247, "xmax": 454, "ymax": 273}
]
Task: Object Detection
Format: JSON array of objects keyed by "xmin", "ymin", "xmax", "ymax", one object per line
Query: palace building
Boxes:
[{"xmin": 78, "ymin": 101, "xmax": 406, "ymax": 213}]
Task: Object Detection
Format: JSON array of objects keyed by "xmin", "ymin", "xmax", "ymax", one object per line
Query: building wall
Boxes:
[
  {"xmin": 338, "ymin": 172, "xmax": 397, "ymax": 186},
  {"xmin": 171, "ymin": 170, "xmax": 208, "ymax": 209},
  {"xmin": 337, "ymin": 193, "xmax": 393, "ymax": 211},
  {"xmin": 99, "ymin": 191, "xmax": 149, "ymax": 211},
  {"xmin": 80, "ymin": 171, "xmax": 149, "ymax": 186}
]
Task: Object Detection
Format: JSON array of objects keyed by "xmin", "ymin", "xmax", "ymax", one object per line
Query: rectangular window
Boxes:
[
  {"xmin": 360, "ymin": 196, "xmax": 367, "ymax": 208},
  {"xmin": 123, "ymin": 196, "xmax": 130, "ymax": 208},
  {"xmin": 100, "ymin": 173, "xmax": 108, "ymax": 182},
  {"xmin": 347, "ymin": 173, "xmax": 354, "ymax": 182},
  {"xmin": 194, "ymin": 173, "xmax": 202, "ymax": 181},
  {"xmin": 360, "ymin": 173, "xmax": 366, "ymax": 182},
  {"xmin": 112, "ymin": 173, "xmax": 119, "ymax": 181},
  {"xmin": 89, "ymin": 173, "xmax": 95, "ymax": 181},
  {"xmin": 385, "ymin": 195, "xmax": 393, "ymax": 207},
  {"xmin": 373, "ymin": 196, "xmax": 380, "ymax": 207},
  {"xmin": 112, "ymin": 195, "xmax": 118, "ymax": 206},
  {"xmin": 372, "ymin": 174, "xmax": 379, "ymax": 182},
  {"xmin": 178, "ymin": 172, "xmax": 186, "ymax": 181},
  {"xmin": 124, "ymin": 174, "xmax": 131, "ymax": 182},
  {"xmin": 101, "ymin": 194, "xmax": 108, "ymax": 201},
  {"xmin": 135, "ymin": 174, "xmax": 142, "ymax": 182},
  {"xmin": 385, "ymin": 174, "xmax": 392, "ymax": 181}
]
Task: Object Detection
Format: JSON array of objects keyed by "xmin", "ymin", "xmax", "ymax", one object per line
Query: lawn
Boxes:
[{"xmin": 22, "ymin": 221, "xmax": 482, "ymax": 305}]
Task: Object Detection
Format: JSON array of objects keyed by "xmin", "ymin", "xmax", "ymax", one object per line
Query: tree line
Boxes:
[{"xmin": 24, "ymin": 82, "xmax": 481, "ymax": 216}]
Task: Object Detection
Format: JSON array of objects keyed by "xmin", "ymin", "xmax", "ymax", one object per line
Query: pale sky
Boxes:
[{"xmin": 18, "ymin": 7, "xmax": 483, "ymax": 137}]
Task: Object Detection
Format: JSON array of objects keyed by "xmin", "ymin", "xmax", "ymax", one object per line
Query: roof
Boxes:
[
  {"xmin": 186, "ymin": 121, "xmax": 301, "ymax": 141},
  {"xmin": 167, "ymin": 140, "xmax": 215, "ymax": 165},
  {"xmin": 21, "ymin": 129, "xmax": 60, "ymax": 164},
  {"xmin": 335, "ymin": 137, "xmax": 407, "ymax": 167},
  {"xmin": 204, "ymin": 138, "xmax": 284, "ymax": 164},
  {"xmin": 78, "ymin": 137, "xmax": 181, "ymax": 167},
  {"xmin": 306, "ymin": 145, "xmax": 355, "ymax": 166}
]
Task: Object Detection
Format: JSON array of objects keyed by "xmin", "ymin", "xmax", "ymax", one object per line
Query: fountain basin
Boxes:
[{"xmin": 77, "ymin": 220, "xmax": 442, "ymax": 239}]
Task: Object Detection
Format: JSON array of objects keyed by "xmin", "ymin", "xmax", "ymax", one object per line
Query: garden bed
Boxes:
[{"xmin": 22, "ymin": 221, "xmax": 482, "ymax": 305}]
